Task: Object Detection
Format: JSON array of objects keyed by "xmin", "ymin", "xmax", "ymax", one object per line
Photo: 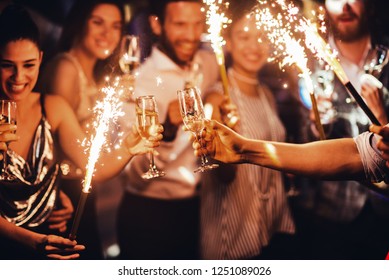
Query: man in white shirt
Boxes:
[{"xmin": 117, "ymin": 0, "xmax": 218, "ymax": 259}]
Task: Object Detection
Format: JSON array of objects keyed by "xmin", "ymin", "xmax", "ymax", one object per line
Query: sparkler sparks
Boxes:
[
  {"xmin": 70, "ymin": 82, "xmax": 124, "ymax": 240},
  {"xmin": 203, "ymin": 0, "xmax": 229, "ymax": 66},
  {"xmin": 253, "ymin": 0, "xmax": 381, "ymax": 126},
  {"xmin": 203, "ymin": 0, "xmax": 239, "ymax": 128},
  {"xmin": 252, "ymin": 1, "xmax": 325, "ymax": 139},
  {"xmin": 203, "ymin": 0, "xmax": 230, "ymax": 96},
  {"xmin": 81, "ymin": 86, "xmax": 123, "ymax": 192}
]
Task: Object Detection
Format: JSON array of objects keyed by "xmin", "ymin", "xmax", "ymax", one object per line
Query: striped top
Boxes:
[{"xmin": 201, "ymin": 73, "xmax": 295, "ymax": 259}]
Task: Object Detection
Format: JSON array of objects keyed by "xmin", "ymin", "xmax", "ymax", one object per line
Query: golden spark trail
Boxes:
[{"xmin": 69, "ymin": 85, "xmax": 123, "ymax": 240}]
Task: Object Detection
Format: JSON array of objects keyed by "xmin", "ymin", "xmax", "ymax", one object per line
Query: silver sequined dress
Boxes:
[{"xmin": 0, "ymin": 101, "xmax": 59, "ymax": 228}]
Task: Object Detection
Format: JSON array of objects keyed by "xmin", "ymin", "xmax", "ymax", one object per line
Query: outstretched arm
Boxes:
[
  {"xmin": 46, "ymin": 95, "xmax": 163, "ymax": 182},
  {"xmin": 194, "ymin": 120, "xmax": 365, "ymax": 180}
]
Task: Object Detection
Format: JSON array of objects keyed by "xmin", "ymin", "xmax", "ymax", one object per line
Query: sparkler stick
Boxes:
[
  {"xmin": 69, "ymin": 85, "xmax": 123, "ymax": 240},
  {"xmin": 309, "ymin": 90, "xmax": 326, "ymax": 140},
  {"xmin": 69, "ymin": 191, "xmax": 88, "ymax": 240},
  {"xmin": 301, "ymin": 22, "xmax": 381, "ymax": 126}
]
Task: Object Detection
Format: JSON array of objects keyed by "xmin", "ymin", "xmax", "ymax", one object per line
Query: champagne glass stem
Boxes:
[
  {"xmin": 196, "ymin": 131, "xmax": 208, "ymax": 167},
  {"xmin": 149, "ymin": 151, "xmax": 156, "ymax": 171},
  {"xmin": 2, "ymin": 150, "xmax": 7, "ymax": 174}
]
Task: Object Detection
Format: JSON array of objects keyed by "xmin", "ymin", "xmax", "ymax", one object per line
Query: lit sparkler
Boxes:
[
  {"xmin": 69, "ymin": 84, "xmax": 124, "ymax": 240},
  {"xmin": 282, "ymin": 34, "xmax": 326, "ymax": 140},
  {"xmin": 203, "ymin": 0, "xmax": 239, "ymax": 128},
  {"xmin": 255, "ymin": 0, "xmax": 381, "ymax": 126},
  {"xmin": 253, "ymin": 2, "xmax": 325, "ymax": 139},
  {"xmin": 203, "ymin": 0, "xmax": 229, "ymax": 95},
  {"xmin": 300, "ymin": 19, "xmax": 381, "ymax": 125}
]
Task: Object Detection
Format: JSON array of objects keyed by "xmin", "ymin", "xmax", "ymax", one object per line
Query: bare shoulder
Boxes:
[
  {"xmin": 43, "ymin": 95, "xmax": 75, "ymax": 130},
  {"xmin": 51, "ymin": 56, "xmax": 79, "ymax": 78}
]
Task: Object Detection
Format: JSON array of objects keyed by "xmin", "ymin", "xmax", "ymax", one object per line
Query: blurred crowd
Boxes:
[{"xmin": 1, "ymin": 0, "xmax": 389, "ymax": 260}]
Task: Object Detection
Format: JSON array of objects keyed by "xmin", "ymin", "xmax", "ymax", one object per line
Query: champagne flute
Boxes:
[
  {"xmin": 119, "ymin": 35, "xmax": 141, "ymax": 100},
  {"xmin": 312, "ymin": 61, "xmax": 337, "ymax": 125},
  {"xmin": 177, "ymin": 87, "xmax": 219, "ymax": 173},
  {"xmin": 363, "ymin": 45, "xmax": 389, "ymax": 77},
  {"xmin": 0, "ymin": 100, "xmax": 17, "ymax": 181},
  {"xmin": 135, "ymin": 95, "xmax": 165, "ymax": 179}
]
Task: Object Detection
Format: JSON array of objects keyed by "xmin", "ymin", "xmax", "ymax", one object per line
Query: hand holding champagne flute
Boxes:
[
  {"xmin": 0, "ymin": 100, "xmax": 17, "ymax": 180},
  {"xmin": 135, "ymin": 95, "xmax": 165, "ymax": 179},
  {"xmin": 177, "ymin": 87, "xmax": 218, "ymax": 173}
]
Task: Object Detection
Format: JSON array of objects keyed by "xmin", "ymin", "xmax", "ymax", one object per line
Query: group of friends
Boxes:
[{"xmin": 1, "ymin": 0, "xmax": 389, "ymax": 260}]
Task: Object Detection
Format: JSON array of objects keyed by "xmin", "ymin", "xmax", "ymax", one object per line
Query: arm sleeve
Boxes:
[{"xmin": 354, "ymin": 131, "xmax": 389, "ymax": 183}]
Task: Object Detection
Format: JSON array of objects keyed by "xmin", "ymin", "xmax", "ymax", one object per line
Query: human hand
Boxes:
[
  {"xmin": 370, "ymin": 124, "xmax": 389, "ymax": 168},
  {"xmin": 125, "ymin": 124, "xmax": 163, "ymax": 156},
  {"xmin": 36, "ymin": 234, "xmax": 85, "ymax": 260},
  {"xmin": 220, "ymin": 98, "xmax": 240, "ymax": 130},
  {"xmin": 47, "ymin": 191, "xmax": 73, "ymax": 233},
  {"xmin": 361, "ymin": 81, "xmax": 387, "ymax": 124},
  {"xmin": 0, "ymin": 124, "xmax": 18, "ymax": 160},
  {"xmin": 191, "ymin": 120, "xmax": 247, "ymax": 164}
]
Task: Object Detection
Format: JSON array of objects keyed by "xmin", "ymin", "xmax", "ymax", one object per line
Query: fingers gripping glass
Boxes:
[
  {"xmin": 177, "ymin": 87, "xmax": 218, "ymax": 173},
  {"xmin": 135, "ymin": 95, "xmax": 165, "ymax": 179},
  {"xmin": 0, "ymin": 100, "xmax": 17, "ymax": 181}
]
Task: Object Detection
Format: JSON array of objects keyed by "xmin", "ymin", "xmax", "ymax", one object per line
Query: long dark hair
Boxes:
[
  {"xmin": 0, "ymin": 4, "xmax": 41, "ymax": 51},
  {"xmin": 58, "ymin": 0, "xmax": 125, "ymax": 82}
]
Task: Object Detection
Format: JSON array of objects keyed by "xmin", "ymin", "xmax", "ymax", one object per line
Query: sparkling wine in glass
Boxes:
[
  {"xmin": 135, "ymin": 95, "xmax": 165, "ymax": 179},
  {"xmin": 363, "ymin": 45, "xmax": 389, "ymax": 77},
  {"xmin": 119, "ymin": 35, "xmax": 141, "ymax": 100},
  {"xmin": 177, "ymin": 87, "xmax": 218, "ymax": 173},
  {"xmin": 0, "ymin": 100, "xmax": 17, "ymax": 181}
]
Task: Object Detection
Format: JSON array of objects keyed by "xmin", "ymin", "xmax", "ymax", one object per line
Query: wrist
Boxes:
[
  {"xmin": 123, "ymin": 135, "xmax": 136, "ymax": 159},
  {"xmin": 240, "ymin": 138, "xmax": 262, "ymax": 164},
  {"xmin": 27, "ymin": 231, "xmax": 47, "ymax": 251}
]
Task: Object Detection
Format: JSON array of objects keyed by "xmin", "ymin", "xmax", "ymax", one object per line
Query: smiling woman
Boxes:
[
  {"xmin": 1, "ymin": 42, "xmax": 42, "ymax": 101},
  {"xmin": 38, "ymin": 0, "xmax": 125, "ymax": 260},
  {"xmin": 200, "ymin": 0, "xmax": 298, "ymax": 260},
  {"xmin": 0, "ymin": 3, "xmax": 161, "ymax": 260}
]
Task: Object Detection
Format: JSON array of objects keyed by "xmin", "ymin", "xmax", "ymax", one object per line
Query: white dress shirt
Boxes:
[{"xmin": 120, "ymin": 46, "xmax": 218, "ymax": 199}]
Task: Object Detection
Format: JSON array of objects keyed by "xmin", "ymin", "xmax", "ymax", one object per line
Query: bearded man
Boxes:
[{"xmin": 297, "ymin": 0, "xmax": 389, "ymax": 259}]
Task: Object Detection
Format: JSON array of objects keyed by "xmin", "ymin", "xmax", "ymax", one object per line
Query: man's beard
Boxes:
[
  {"xmin": 329, "ymin": 15, "xmax": 369, "ymax": 42},
  {"xmin": 157, "ymin": 32, "xmax": 199, "ymax": 67}
]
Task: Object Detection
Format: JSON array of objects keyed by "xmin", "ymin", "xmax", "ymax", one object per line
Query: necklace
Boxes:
[{"xmin": 229, "ymin": 68, "xmax": 259, "ymax": 85}]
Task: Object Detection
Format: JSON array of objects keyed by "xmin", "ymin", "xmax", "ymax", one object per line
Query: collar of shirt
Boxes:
[
  {"xmin": 329, "ymin": 35, "xmax": 371, "ymax": 91},
  {"xmin": 149, "ymin": 46, "xmax": 203, "ymax": 73}
]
